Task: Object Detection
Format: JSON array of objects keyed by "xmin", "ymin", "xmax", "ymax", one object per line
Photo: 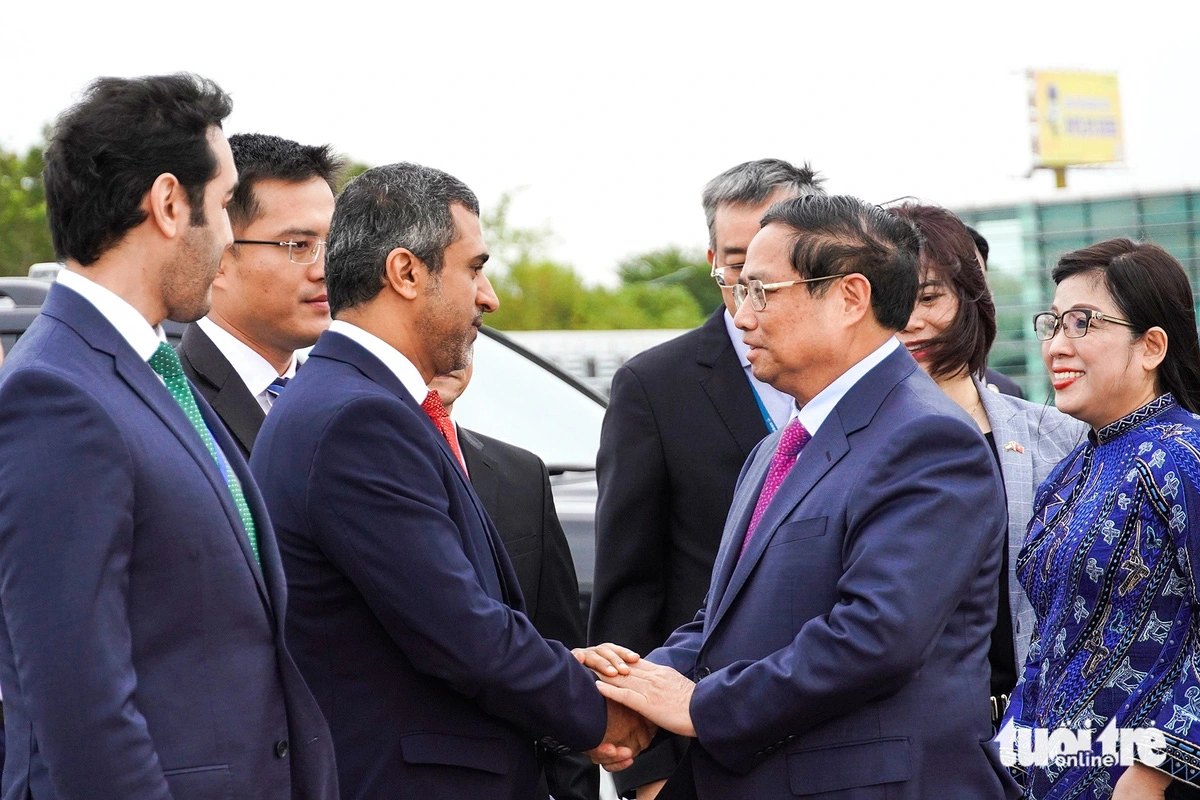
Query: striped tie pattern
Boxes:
[
  {"xmin": 265, "ymin": 376, "xmax": 290, "ymax": 399},
  {"xmin": 149, "ymin": 343, "xmax": 259, "ymax": 564}
]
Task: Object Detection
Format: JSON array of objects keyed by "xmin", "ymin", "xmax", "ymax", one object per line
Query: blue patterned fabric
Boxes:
[{"xmin": 1006, "ymin": 394, "xmax": 1200, "ymax": 798}]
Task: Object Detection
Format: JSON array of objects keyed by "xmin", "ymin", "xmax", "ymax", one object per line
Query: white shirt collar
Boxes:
[
  {"xmin": 794, "ymin": 337, "xmax": 900, "ymax": 436},
  {"xmin": 723, "ymin": 308, "xmax": 794, "ymax": 430},
  {"xmin": 195, "ymin": 316, "xmax": 295, "ymax": 399},
  {"xmin": 56, "ymin": 269, "xmax": 166, "ymax": 361},
  {"xmin": 326, "ymin": 320, "xmax": 429, "ymax": 404}
]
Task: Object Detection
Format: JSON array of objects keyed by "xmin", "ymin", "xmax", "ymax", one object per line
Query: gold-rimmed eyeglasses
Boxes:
[
  {"xmin": 1033, "ymin": 309, "xmax": 1135, "ymax": 341},
  {"xmin": 234, "ymin": 238, "xmax": 327, "ymax": 265},
  {"xmin": 711, "ymin": 263, "xmax": 741, "ymax": 291},
  {"xmin": 732, "ymin": 274, "xmax": 845, "ymax": 311}
]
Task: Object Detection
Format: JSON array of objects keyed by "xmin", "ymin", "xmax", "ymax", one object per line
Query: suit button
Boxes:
[
  {"xmin": 695, "ymin": 667, "xmax": 711, "ymax": 679},
  {"xmin": 275, "ymin": 739, "xmax": 289, "ymax": 758}
]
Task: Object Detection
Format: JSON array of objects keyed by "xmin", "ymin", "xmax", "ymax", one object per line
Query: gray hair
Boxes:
[
  {"xmin": 701, "ymin": 159, "xmax": 825, "ymax": 249},
  {"xmin": 326, "ymin": 162, "xmax": 479, "ymax": 316}
]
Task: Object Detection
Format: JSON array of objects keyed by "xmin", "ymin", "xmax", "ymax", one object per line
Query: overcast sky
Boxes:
[{"xmin": 4, "ymin": 0, "xmax": 1198, "ymax": 283}]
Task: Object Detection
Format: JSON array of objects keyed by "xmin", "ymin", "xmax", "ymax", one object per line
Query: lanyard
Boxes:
[{"xmin": 748, "ymin": 382, "xmax": 778, "ymax": 433}]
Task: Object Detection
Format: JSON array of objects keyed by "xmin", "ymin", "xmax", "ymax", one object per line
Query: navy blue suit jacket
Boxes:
[
  {"xmin": 0, "ymin": 284, "xmax": 337, "ymax": 800},
  {"xmin": 250, "ymin": 330, "xmax": 607, "ymax": 800},
  {"xmin": 648, "ymin": 346, "xmax": 1021, "ymax": 799}
]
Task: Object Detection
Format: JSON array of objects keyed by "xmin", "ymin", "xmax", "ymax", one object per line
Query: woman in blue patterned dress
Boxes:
[{"xmin": 1004, "ymin": 239, "xmax": 1200, "ymax": 800}]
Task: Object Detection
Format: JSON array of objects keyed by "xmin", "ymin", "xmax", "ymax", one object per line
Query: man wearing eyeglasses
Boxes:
[
  {"xmin": 589, "ymin": 158, "xmax": 823, "ymax": 799},
  {"xmin": 178, "ymin": 133, "xmax": 342, "ymax": 458},
  {"xmin": 583, "ymin": 195, "xmax": 1018, "ymax": 799}
]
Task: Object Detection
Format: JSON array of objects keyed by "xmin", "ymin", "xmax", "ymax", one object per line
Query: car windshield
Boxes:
[{"xmin": 453, "ymin": 331, "xmax": 604, "ymax": 472}]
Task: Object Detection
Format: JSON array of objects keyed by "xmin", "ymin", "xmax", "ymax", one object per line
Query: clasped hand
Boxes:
[{"xmin": 573, "ymin": 643, "xmax": 698, "ymax": 770}]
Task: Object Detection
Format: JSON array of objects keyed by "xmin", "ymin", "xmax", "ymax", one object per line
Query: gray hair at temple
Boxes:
[
  {"xmin": 326, "ymin": 162, "xmax": 480, "ymax": 316},
  {"xmin": 701, "ymin": 158, "xmax": 826, "ymax": 249}
]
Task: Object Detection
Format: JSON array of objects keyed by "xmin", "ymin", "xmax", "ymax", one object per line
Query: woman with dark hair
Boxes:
[
  {"xmin": 1004, "ymin": 239, "xmax": 1200, "ymax": 799},
  {"xmin": 891, "ymin": 202, "xmax": 1086, "ymax": 727}
]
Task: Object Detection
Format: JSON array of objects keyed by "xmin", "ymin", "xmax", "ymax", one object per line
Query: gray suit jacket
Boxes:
[{"xmin": 977, "ymin": 379, "xmax": 1087, "ymax": 670}]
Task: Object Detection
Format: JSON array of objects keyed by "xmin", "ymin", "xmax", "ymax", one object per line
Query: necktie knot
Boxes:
[
  {"xmin": 266, "ymin": 376, "xmax": 290, "ymax": 399},
  {"xmin": 776, "ymin": 418, "xmax": 812, "ymax": 461},
  {"xmin": 741, "ymin": 418, "xmax": 811, "ymax": 557},
  {"xmin": 149, "ymin": 341, "xmax": 185, "ymax": 382},
  {"xmin": 422, "ymin": 391, "xmax": 467, "ymax": 473}
]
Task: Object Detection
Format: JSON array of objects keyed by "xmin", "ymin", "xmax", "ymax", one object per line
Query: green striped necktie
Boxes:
[{"xmin": 148, "ymin": 342, "xmax": 260, "ymax": 565}]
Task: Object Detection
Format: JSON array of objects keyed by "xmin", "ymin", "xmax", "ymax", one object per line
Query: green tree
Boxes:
[
  {"xmin": 617, "ymin": 246, "xmax": 722, "ymax": 314},
  {"xmin": 482, "ymin": 193, "xmax": 703, "ymax": 331},
  {"xmin": 335, "ymin": 159, "xmax": 371, "ymax": 193},
  {"xmin": 0, "ymin": 138, "xmax": 54, "ymax": 277}
]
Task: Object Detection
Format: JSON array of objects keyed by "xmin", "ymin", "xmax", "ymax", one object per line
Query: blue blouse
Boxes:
[{"xmin": 1006, "ymin": 394, "xmax": 1200, "ymax": 798}]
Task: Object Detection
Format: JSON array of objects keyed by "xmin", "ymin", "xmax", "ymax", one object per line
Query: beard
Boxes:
[
  {"xmin": 417, "ymin": 277, "xmax": 479, "ymax": 376},
  {"xmin": 160, "ymin": 224, "xmax": 222, "ymax": 323}
]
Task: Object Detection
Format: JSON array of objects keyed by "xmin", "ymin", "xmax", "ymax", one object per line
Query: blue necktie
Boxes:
[{"xmin": 265, "ymin": 376, "xmax": 290, "ymax": 399}]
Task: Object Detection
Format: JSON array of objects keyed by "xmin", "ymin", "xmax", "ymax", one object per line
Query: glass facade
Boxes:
[{"xmin": 954, "ymin": 189, "xmax": 1200, "ymax": 399}]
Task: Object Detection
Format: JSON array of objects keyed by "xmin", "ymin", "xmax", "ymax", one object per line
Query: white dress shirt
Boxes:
[
  {"xmin": 196, "ymin": 316, "xmax": 296, "ymax": 413},
  {"xmin": 723, "ymin": 309, "xmax": 794, "ymax": 432},
  {"xmin": 326, "ymin": 320, "xmax": 429, "ymax": 404},
  {"xmin": 56, "ymin": 269, "xmax": 166, "ymax": 362},
  {"xmin": 794, "ymin": 336, "xmax": 899, "ymax": 437}
]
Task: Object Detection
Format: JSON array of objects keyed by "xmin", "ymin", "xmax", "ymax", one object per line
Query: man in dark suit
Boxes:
[
  {"xmin": 589, "ymin": 159, "xmax": 823, "ymax": 798},
  {"xmin": 179, "ymin": 133, "xmax": 341, "ymax": 458},
  {"xmin": 431, "ymin": 364, "xmax": 598, "ymax": 800},
  {"xmin": 251, "ymin": 163, "xmax": 652, "ymax": 800},
  {"xmin": 587, "ymin": 196, "xmax": 1018, "ymax": 799},
  {"xmin": 0, "ymin": 75, "xmax": 336, "ymax": 800}
]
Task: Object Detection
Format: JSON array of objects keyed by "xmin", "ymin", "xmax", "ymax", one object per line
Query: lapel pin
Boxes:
[{"xmin": 1003, "ymin": 441, "xmax": 1025, "ymax": 454}]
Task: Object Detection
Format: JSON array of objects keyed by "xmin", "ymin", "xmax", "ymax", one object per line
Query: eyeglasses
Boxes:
[
  {"xmin": 1033, "ymin": 308, "xmax": 1135, "ymax": 341},
  {"xmin": 233, "ymin": 238, "xmax": 326, "ymax": 265},
  {"xmin": 711, "ymin": 263, "xmax": 741, "ymax": 291},
  {"xmin": 732, "ymin": 274, "xmax": 845, "ymax": 311}
]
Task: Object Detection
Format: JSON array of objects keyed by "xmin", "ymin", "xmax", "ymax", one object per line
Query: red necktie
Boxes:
[
  {"xmin": 421, "ymin": 391, "xmax": 468, "ymax": 474},
  {"xmin": 741, "ymin": 419, "xmax": 811, "ymax": 558}
]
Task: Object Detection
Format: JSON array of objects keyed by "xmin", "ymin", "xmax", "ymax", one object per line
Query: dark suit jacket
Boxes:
[
  {"xmin": 648, "ymin": 346, "xmax": 1019, "ymax": 800},
  {"xmin": 459, "ymin": 427, "xmax": 598, "ymax": 800},
  {"xmin": 178, "ymin": 322, "xmax": 266, "ymax": 459},
  {"xmin": 589, "ymin": 307, "xmax": 768, "ymax": 793},
  {"xmin": 0, "ymin": 284, "xmax": 336, "ymax": 800},
  {"xmin": 984, "ymin": 367, "xmax": 1025, "ymax": 399},
  {"xmin": 250, "ymin": 330, "xmax": 608, "ymax": 800}
]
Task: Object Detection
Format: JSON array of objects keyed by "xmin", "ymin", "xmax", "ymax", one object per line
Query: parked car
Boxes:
[{"xmin": 0, "ymin": 279, "xmax": 605, "ymax": 609}]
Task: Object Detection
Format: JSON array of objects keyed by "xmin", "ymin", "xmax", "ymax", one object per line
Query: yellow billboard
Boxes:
[{"xmin": 1030, "ymin": 71, "xmax": 1124, "ymax": 168}]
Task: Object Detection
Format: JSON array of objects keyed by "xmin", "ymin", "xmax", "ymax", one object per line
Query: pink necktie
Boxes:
[
  {"xmin": 421, "ymin": 391, "xmax": 468, "ymax": 474},
  {"xmin": 741, "ymin": 419, "xmax": 811, "ymax": 557}
]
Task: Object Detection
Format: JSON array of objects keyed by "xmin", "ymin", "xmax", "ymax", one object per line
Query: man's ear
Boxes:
[
  {"xmin": 706, "ymin": 249, "xmax": 715, "ymax": 267},
  {"xmin": 838, "ymin": 273, "xmax": 873, "ymax": 324},
  {"xmin": 1140, "ymin": 326, "xmax": 1168, "ymax": 373},
  {"xmin": 383, "ymin": 248, "xmax": 422, "ymax": 300},
  {"xmin": 145, "ymin": 173, "xmax": 189, "ymax": 239}
]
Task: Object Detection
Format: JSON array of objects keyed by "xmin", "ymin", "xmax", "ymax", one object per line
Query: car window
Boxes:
[{"xmin": 454, "ymin": 332, "xmax": 604, "ymax": 472}]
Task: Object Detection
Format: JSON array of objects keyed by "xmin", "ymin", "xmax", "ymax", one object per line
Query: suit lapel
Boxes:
[
  {"xmin": 41, "ymin": 286, "xmax": 273, "ymax": 614},
  {"xmin": 459, "ymin": 427, "xmax": 499, "ymax": 513},
  {"xmin": 313, "ymin": 332, "xmax": 517, "ymax": 606},
  {"xmin": 706, "ymin": 438, "xmax": 774, "ymax": 625},
  {"xmin": 979, "ymin": 384, "xmax": 1032, "ymax": 630},
  {"xmin": 707, "ymin": 413, "xmax": 850, "ymax": 634},
  {"xmin": 179, "ymin": 323, "xmax": 264, "ymax": 456},
  {"xmin": 704, "ymin": 347, "xmax": 916, "ymax": 637},
  {"xmin": 695, "ymin": 309, "xmax": 770, "ymax": 457}
]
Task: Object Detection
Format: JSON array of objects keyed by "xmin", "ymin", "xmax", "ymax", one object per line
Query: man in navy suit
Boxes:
[
  {"xmin": 585, "ymin": 196, "xmax": 1019, "ymax": 799},
  {"xmin": 0, "ymin": 75, "xmax": 336, "ymax": 800},
  {"xmin": 251, "ymin": 162, "xmax": 652, "ymax": 800}
]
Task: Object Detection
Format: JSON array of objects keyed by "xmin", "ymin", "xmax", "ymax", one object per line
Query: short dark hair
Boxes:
[
  {"xmin": 967, "ymin": 226, "xmax": 989, "ymax": 266},
  {"xmin": 702, "ymin": 159, "xmax": 825, "ymax": 249},
  {"xmin": 226, "ymin": 133, "xmax": 344, "ymax": 230},
  {"xmin": 889, "ymin": 203, "xmax": 996, "ymax": 380},
  {"xmin": 758, "ymin": 195, "xmax": 920, "ymax": 331},
  {"xmin": 43, "ymin": 73, "xmax": 233, "ymax": 265},
  {"xmin": 326, "ymin": 162, "xmax": 479, "ymax": 316},
  {"xmin": 1052, "ymin": 239, "xmax": 1200, "ymax": 414}
]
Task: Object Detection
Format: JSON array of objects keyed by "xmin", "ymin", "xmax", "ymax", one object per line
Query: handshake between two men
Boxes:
[{"xmin": 575, "ymin": 643, "xmax": 696, "ymax": 771}]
